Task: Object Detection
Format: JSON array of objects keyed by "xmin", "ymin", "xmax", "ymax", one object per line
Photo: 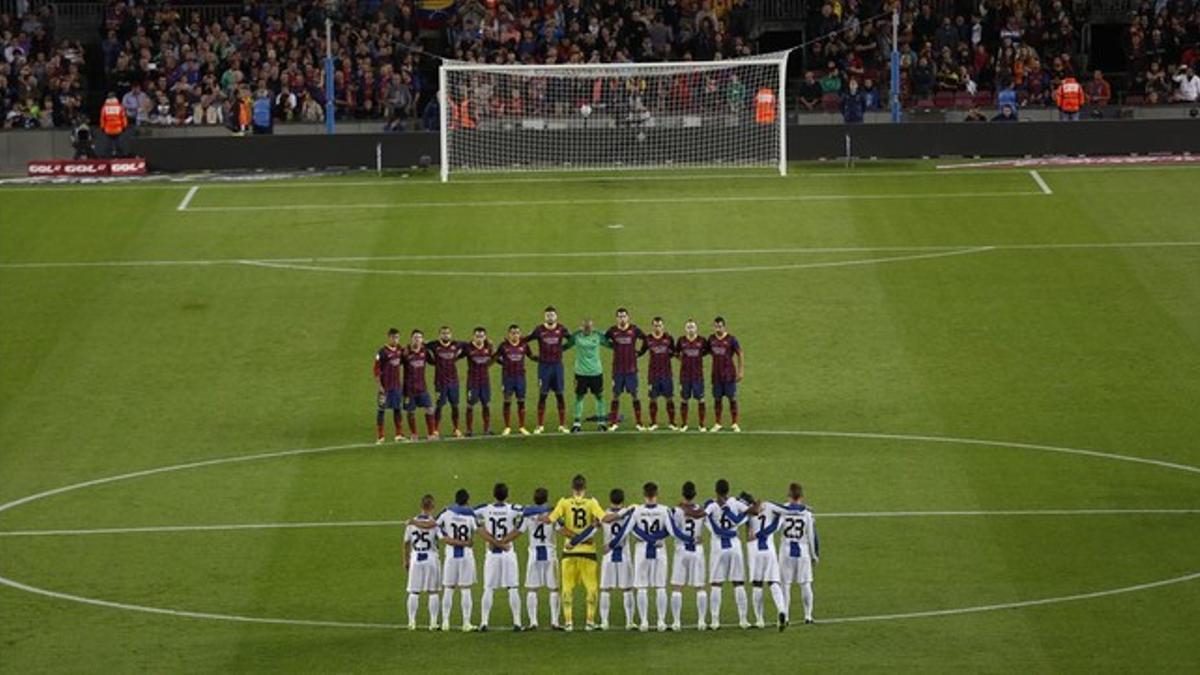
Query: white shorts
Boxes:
[
  {"xmin": 779, "ymin": 552, "xmax": 813, "ymax": 585},
  {"xmin": 748, "ymin": 549, "xmax": 781, "ymax": 584},
  {"xmin": 670, "ymin": 548, "xmax": 706, "ymax": 587},
  {"xmin": 483, "ymin": 550, "xmax": 520, "ymax": 589},
  {"xmin": 600, "ymin": 553, "xmax": 634, "ymax": 590},
  {"xmin": 442, "ymin": 548, "xmax": 476, "ymax": 587},
  {"xmin": 708, "ymin": 541, "xmax": 745, "ymax": 584},
  {"xmin": 633, "ymin": 546, "xmax": 668, "ymax": 588},
  {"xmin": 524, "ymin": 556, "xmax": 559, "ymax": 590},
  {"xmin": 407, "ymin": 559, "xmax": 441, "ymax": 593}
]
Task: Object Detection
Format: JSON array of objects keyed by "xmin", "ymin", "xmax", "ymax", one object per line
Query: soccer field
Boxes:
[{"xmin": 1, "ymin": 162, "xmax": 1198, "ymax": 672}]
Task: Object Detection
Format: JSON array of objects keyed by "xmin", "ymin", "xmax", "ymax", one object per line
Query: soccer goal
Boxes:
[{"xmin": 438, "ymin": 52, "xmax": 790, "ymax": 181}]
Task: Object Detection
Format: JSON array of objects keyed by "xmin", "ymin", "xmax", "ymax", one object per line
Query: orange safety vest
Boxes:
[
  {"xmin": 458, "ymin": 98, "xmax": 475, "ymax": 129},
  {"xmin": 754, "ymin": 87, "xmax": 776, "ymax": 124},
  {"xmin": 1055, "ymin": 78, "xmax": 1084, "ymax": 112},
  {"xmin": 100, "ymin": 100, "xmax": 126, "ymax": 135}
]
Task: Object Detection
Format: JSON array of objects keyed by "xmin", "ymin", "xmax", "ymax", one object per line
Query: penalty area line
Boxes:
[
  {"xmin": 176, "ymin": 186, "xmax": 199, "ymax": 212},
  {"xmin": 1029, "ymin": 170, "xmax": 1053, "ymax": 195}
]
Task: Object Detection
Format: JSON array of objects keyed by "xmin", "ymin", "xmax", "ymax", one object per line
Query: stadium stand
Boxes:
[{"xmin": 1, "ymin": 0, "xmax": 1197, "ymax": 131}]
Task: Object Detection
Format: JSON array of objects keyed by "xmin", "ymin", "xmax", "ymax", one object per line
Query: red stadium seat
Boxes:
[
  {"xmin": 954, "ymin": 93, "xmax": 975, "ymax": 108},
  {"xmin": 933, "ymin": 92, "xmax": 955, "ymax": 108},
  {"xmin": 821, "ymin": 93, "xmax": 841, "ymax": 112},
  {"xmin": 914, "ymin": 97, "xmax": 934, "ymax": 109}
]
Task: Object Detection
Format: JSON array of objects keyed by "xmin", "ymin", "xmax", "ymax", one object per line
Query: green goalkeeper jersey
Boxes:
[{"xmin": 567, "ymin": 330, "xmax": 606, "ymax": 376}]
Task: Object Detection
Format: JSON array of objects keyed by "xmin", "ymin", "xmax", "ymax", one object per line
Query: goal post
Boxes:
[{"xmin": 438, "ymin": 52, "xmax": 791, "ymax": 181}]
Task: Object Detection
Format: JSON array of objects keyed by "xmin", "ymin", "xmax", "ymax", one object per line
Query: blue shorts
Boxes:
[
  {"xmin": 612, "ymin": 373, "xmax": 639, "ymax": 396},
  {"xmin": 680, "ymin": 380, "xmax": 704, "ymax": 400},
  {"xmin": 648, "ymin": 377, "xmax": 674, "ymax": 398},
  {"xmin": 467, "ymin": 385, "xmax": 491, "ymax": 406},
  {"xmin": 712, "ymin": 381, "xmax": 738, "ymax": 400},
  {"xmin": 404, "ymin": 391, "xmax": 433, "ymax": 411},
  {"xmin": 503, "ymin": 376, "xmax": 526, "ymax": 399},
  {"xmin": 436, "ymin": 385, "xmax": 460, "ymax": 407},
  {"xmin": 538, "ymin": 362, "xmax": 564, "ymax": 395},
  {"xmin": 379, "ymin": 389, "xmax": 403, "ymax": 410}
]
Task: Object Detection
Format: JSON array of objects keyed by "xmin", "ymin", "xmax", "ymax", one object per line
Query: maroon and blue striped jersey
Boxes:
[
  {"xmin": 401, "ymin": 346, "xmax": 430, "ymax": 395},
  {"xmin": 643, "ymin": 332, "xmax": 675, "ymax": 380},
  {"xmin": 374, "ymin": 345, "xmax": 404, "ymax": 391},
  {"xmin": 604, "ymin": 324, "xmax": 645, "ymax": 375},
  {"xmin": 676, "ymin": 336, "xmax": 709, "ymax": 383},
  {"xmin": 428, "ymin": 339, "xmax": 466, "ymax": 389},
  {"xmin": 465, "ymin": 340, "xmax": 494, "ymax": 388},
  {"xmin": 707, "ymin": 333, "xmax": 742, "ymax": 383},
  {"xmin": 495, "ymin": 339, "xmax": 535, "ymax": 378},
  {"xmin": 527, "ymin": 323, "xmax": 569, "ymax": 364}
]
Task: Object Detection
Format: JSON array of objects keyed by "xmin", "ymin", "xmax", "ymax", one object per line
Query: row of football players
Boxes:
[
  {"xmin": 375, "ymin": 308, "xmax": 744, "ymax": 442},
  {"xmin": 402, "ymin": 479, "xmax": 816, "ymax": 632}
]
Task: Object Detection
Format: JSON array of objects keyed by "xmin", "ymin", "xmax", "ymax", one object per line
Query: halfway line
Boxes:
[{"xmin": 2, "ymin": 509, "xmax": 1195, "ymax": 537}]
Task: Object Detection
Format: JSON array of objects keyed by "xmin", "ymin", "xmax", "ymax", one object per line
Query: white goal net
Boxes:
[{"xmin": 439, "ymin": 52, "xmax": 789, "ymax": 181}]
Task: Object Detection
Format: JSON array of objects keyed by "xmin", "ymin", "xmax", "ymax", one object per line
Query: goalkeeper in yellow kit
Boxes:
[{"xmin": 543, "ymin": 474, "xmax": 630, "ymax": 631}]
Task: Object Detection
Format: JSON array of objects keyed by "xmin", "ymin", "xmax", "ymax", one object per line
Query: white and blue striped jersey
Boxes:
[
  {"xmin": 671, "ymin": 503, "xmax": 706, "ymax": 555},
  {"xmin": 521, "ymin": 507, "xmax": 556, "ymax": 558},
  {"xmin": 627, "ymin": 503, "xmax": 673, "ymax": 555},
  {"xmin": 436, "ymin": 506, "xmax": 477, "ymax": 555},
  {"xmin": 404, "ymin": 514, "xmax": 440, "ymax": 563},
  {"xmin": 474, "ymin": 502, "xmax": 523, "ymax": 555},
  {"xmin": 761, "ymin": 502, "xmax": 818, "ymax": 560},
  {"xmin": 746, "ymin": 508, "xmax": 782, "ymax": 556}
]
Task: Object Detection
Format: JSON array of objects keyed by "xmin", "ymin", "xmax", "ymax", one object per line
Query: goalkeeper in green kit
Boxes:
[{"xmin": 565, "ymin": 318, "xmax": 610, "ymax": 432}]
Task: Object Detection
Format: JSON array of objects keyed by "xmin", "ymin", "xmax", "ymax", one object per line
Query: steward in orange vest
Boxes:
[
  {"xmin": 754, "ymin": 87, "xmax": 776, "ymax": 124},
  {"xmin": 1054, "ymin": 77, "xmax": 1084, "ymax": 120},
  {"xmin": 100, "ymin": 95, "xmax": 127, "ymax": 135},
  {"xmin": 99, "ymin": 94, "xmax": 127, "ymax": 158}
]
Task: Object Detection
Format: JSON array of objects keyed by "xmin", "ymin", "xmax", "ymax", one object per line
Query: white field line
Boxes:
[
  {"xmin": 176, "ymin": 185, "xmax": 199, "ymax": 211},
  {"xmin": 180, "ymin": 191, "xmax": 1043, "ymax": 212},
  {"xmin": 2, "ymin": 241, "xmax": 1197, "ymax": 271},
  {"xmin": 1029, "ymin": 170, "xmax": 1053, "ymax": 195},
  {"xmin": 3, "ymin": 162, "xmax": 1200, "ymax": 192},
  {"xmin": 234, "ymin": 247, "xmax": 993, "ymax": 277},
  {"xmin": 1, "ymin": 509, "xmax": 1196, "ymax": 538},
  {"xmin": 0, "ymin": 429, "xmax": 1196, "ymax": 630}
]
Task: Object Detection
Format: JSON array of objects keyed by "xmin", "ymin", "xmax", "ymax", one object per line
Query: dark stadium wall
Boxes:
[
  {"xmin": 124, "ymin": 120, "xmax": 1198, "ymax": 172},
  {"xmin": 3, "ymin": 119, "xmax": 1197, "ymax": 174}
]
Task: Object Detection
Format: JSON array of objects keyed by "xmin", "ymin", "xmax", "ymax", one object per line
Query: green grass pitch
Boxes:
[{"xmin": 1, "ymin": 162, "xmax": 1198, "ymax": 672}]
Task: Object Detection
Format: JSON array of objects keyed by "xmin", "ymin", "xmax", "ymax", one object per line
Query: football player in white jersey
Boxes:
[
  {"xmin": 403, "ymin": 494, "xmax": 442, "ymax": 631},
  {"xmin": 760, "ymin": 482, "xmax": 819, "ymax": 624},
  {"xmin": 669, "ymin": 481, "xmax": 708, "ymax": 630},
  {"xmin": 624, "ymin": 482, "xmax": 674, "ymax": 632},
  {"xmin": 436, "ymin": 488, "xmax": 479, "ymax": 632},
  {"xmin": 597, "ymin": 488, "xmax": 637, "ymax": 630},
  {"xmin": 704, "ymin": 478, "xmax": 750, "ymax": 629},
  {"xmin": 519, "ymin": 487, "xmax": 561, "ymax": 630},
  {"xmin": 745, "ymin": 492, "xmax": 789, "ymax": 631},
  {"xmin": 475, "ymin": 482, "xmax": 525, "ymax": 632}
]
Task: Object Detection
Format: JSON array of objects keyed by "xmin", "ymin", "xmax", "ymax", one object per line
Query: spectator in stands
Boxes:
[
  {"xmin": 1144, "ymin": 61, "xmax": 1172, "ymax": 101},
  {"xmin": 1174, "ymin": 64, "xmax": 1200, "ymax": 102},
  {"xmin": 300, "ymin": 91, "xmax": 323, "ymax": 122},
  {"xmin": 963, "ymin": 107, "xmax": 988, "ymax": 122},
  {"xmin": 122, "ymin": 82, "xmax": 149, "ymax": 126},
  {"xmin": 1086, "ymin": 70, "xmax": 1112, "ymax": 105},
  {"xmin": 797, "ymin": 70, "xmax": 823, "ymax": 111},
  {"xmin": 912, "ymin": 56, "xmax": 935, "ymax": 97},
  {"xmin": 997, "ymin": 78, "xmax": 1019, "ymax": 117},
  {"xmin": 820, "ymin": 63, "xmax": 844, "ymax": 94},
  {"xmin": 992, "ymin": 104, "xmax": 1018, "ymax": 122},
  {"xmin": 860, "ymin": 78, "xmax": 882, "ymax": 109},
  {"xmin": 841, "ymin": 78, "xmax": 867, "ymax": 123}
]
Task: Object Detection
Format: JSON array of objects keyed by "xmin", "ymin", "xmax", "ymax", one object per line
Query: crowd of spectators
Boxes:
[
  {"xmin": 91, "ymin": 0, "xmax": 762, "ymax": 130},
  {"xmin": 5, "ymin": 0, "xmax": 1200, "ymax": 131},
  {"xmin": 1124, "ymin": 0, "xmax": 1200, "ymax": 104},
  {"xmin": 801, "ymin": 0, "xmax": 1199, "ymax": 114},
  {"xmin": 1, "ymin": 3, "xmax": 89, "ymax": 129}
]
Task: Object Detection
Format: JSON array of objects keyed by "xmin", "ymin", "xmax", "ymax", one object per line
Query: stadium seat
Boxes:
[
  {"xmin": 934, "ymin": 92, "xmax": 955, "ymax": 108},
  {"xmin": 954, "ymin": 93, "xmax": 975, "ymax": 109},
  {"xmin": 821, "ymin": 93, "xmax": 841, "ymax": 112}
]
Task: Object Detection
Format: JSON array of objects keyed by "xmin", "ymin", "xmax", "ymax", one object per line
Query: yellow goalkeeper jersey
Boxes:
[{"xmin": 548, "ymin": 495, "xmax": 608, "ymax": 555}]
